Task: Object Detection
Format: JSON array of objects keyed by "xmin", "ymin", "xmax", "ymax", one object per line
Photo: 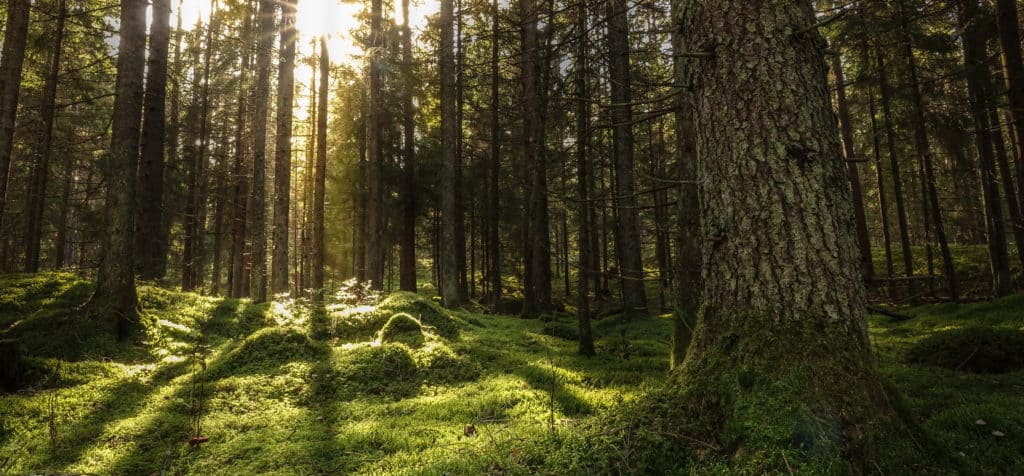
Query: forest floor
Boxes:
[{"xmin": 1, "ymin": 271, "xmax": 1022, "ymax": 474}]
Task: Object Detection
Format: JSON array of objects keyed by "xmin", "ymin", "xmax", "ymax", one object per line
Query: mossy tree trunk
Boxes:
[{"xmin": 676, "ymin": 0, "xmax": 917, "ymax": 466}]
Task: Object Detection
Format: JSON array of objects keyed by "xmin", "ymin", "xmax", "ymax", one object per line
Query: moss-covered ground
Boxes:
[{"xmin": 0, "ymin": 272, "xmax": 1021, "ymax": 474}]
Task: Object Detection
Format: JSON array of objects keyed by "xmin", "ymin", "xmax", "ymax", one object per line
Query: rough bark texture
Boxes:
[
  {"xmin": 24, "ymin": 0, "xmax": 68, "ymax": 273},
  {"xmin": 365, "ymin": 0, "xmax": 385, "ymax": 289},
  {"xmin": 440, "ymin": 0, "xmax": 461, "ymax": 307},
  {"xmin": 960, "ymin": 0, "xmax": 1011, "ymax": 296},
  {"xmin": 399, "ymin": 0, "xmax": 417, "ymax": 293},
  {"xmin": 90, "ymin": 0, "xmax": 147, "ymax": 337},
  {"xmin": 312, "ymin": 37, "xmax": 328, "ymax": 300},
  {"xmin": 0, "ymin": 0, "xmax": 31, "ymax": 237},
  {"xmin": 673, "ymin": 0, "xmax": 916, "ymax": 467},
  {"xmin": 250, "ymin": 0, "xmax": 275, "ymax": 302},
  {"xmin": 607, "ymin": 0, "xmax": 647, "ymax": 318},
  {"xmin": 272, "ymin": 0, "xmax": 297, "ymax": 295},
  {"xmin": 135, "ymin": 0, "xmax": 171, "ymax": 281},
  {"xmin": 670, "ymin": 0, "xmax": 700, "ymax": 369}
]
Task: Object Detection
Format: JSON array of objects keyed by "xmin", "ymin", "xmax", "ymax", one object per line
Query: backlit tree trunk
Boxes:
[
  {"xmin": 366, "ymin": 0, "xmax": 385, "ymax": 289},
  {"xmin": 272, "ymin": 0, "xmax": 298, "ymax": 295},
  {"xmin": 250, "ymin": 0, "xmax": 276, "ymax": 302},
  {"xmin": 440, "ymin": 0, "xmax": 461, "ymax": 307},
  {"xmin": 312, "ymin": 37, "xmax": 328, "ymax": 300},
  {"xmin": 399, "ymin": 0, "xmax": 418, "ymax": 293}
]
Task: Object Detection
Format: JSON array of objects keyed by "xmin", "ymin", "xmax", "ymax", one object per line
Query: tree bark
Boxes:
[
  {"xmin": 960, "ymin": 0, "xmax": 1012, "ymax": 296},
  {"xmin": 994, "ymin": 0, "xmax": 1024, "ymax": 207},
  {"xmin": 24, "ymin": 0, "xmax": 68, "ymax": 273},
  {"xmin": 229, "ymin": 1, "xmax": 254, "ymax": 298},
  {"xmin": 861, "ymin": 41, "xmax": 895, "ymax": 295},
  {"xmin": 249, "ymin": 0, "xmax": 275, "ymax": 302},
  {"xmin": 399, "ymin": 0, "xmax": 418, "ymax": 293},
  {"xmin": 440, "ymin": 0, "xmax": 461, "ymax": 307},
  {"xmin": 272, "ymin": 0, "xmax": 298, "ymax": 295},
  {"xmin": 675, "ymin": 1, "xmax": 915, "ymax": 465},
  {"xmin": 0, "ymin": 0, "xmax": 31, "ymax": 240},
  {"xmin": 134, "ymin": 0, "xmax": 171, "ymax": 280},
  {"xmin": 312, "ymin": 37, "xmax": 328, "ymax": 300},
  {"xmin": 487, "ymin": 0, "xmax": 502, "ymax": 309},
  {"xmin": 831, "ymin": 53, "xmax": 873, "ymax": 281},
  {"xmin": 365, "ymin": 0, "xmax": 385, "ymax": 289},
  {"xmin": 90, "ymin": 0, "xmax": 147, "ymax": 337},
  {"xmin": 607, "ymin": 0, "xmax": 647, "ymax": 318},
  {"xmin": 575, "ymin": 0, "xmax": 595, "ymax": 356},
  {"xmin": 990, "ymin": 102, "xmax": 1024, "ymax": 269}
]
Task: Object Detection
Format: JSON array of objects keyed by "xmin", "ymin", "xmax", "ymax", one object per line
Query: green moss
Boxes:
[
  {"xmin": 905, "ymin": 327, "xmax": 1024, "ymax": 374},
  {"xmin": 209, "ymin": 327, "xmax": 328, "ymax": 378},
  {"xmin": 377, "ymin": 292, "xmax": 461, "ymax": 338},
  {"xmin": 379, "ymin": 313, "xmax": 425, "ymax": 348},
  {"xmin": 541, "ymin": 321, "xmax": 578, "ymax": 341},
  {"xmin": 315, "ymin": 343, "xmax": 420, "ymax": 400}
]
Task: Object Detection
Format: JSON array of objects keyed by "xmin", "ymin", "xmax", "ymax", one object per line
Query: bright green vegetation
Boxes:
[{"xmin": 1, "ymin": 273, "xmax": 1022, "ymax": 474}]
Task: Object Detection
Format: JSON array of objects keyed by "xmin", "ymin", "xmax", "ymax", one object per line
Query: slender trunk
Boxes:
[
  {"xmin": 399, "ymin": 0, "xmax": 418, "ymax": 292},
  {"xmin": 134, "ymin": 0, "xmax": 171, "ymax": 280},
  {"xmin": 862, "ymin": 42, "xmax": 895, "ymax": 295},
  {"xmin": 455, "ymin": 0, "xmax": 468, "ymax": 301},
  {"xmin": 356, "ymin": 108, "xmax": 367, "ymax": 282},
  {"xmin": 900, "ymin": 0, "xmax": 959, "ymax": 300},
  {"xmin": 24, "ymin": 0, "xmax": 68, "ymax": 272},
  {"xmin": 993, "ymin": 0, "xmax": 1024, "ymax": 207},
  {"xmin": 960, "ymin": 0, "xmax": 1012, "ymax": 295},
  {"xmin": 440, "ymin": 0, "xmax": 461, "ymax": 307},
  {"xmin": 487, "ymin": 0, "xmax": 502, "ymax": 309},
  {"xmin": 990, "ymin": 102, "xmax": 1024, "ymax": 268},
  {"xmin": 575, "ymin": 0, "xmax": 595, "ymax": 356},
  {"xmin": 229, "ymin": 1, "xmax": 253, "ymax": 298},
  {"xmin": 271, "ymin": 0, "xmax": 298, "ymax": 295},
  {"xmin": 365, "ymin": 0, "xmax": 385, "ymax": 289},
  {"xmin": 181, "ymin": 39, "xmax": 203, "ymax": 291},
  {"xmin": 312, "ymin": 37, "xmax": 328, "ymax": 300},
  {"xmin": 831, "ymin": 53, "xmax": 873, "ymax": 280},
  {"xmin": 607, "ymin": 0, "xmax": 646, "ymax": 317},
  {"xmin": 250, "ymin": 0, "xmax": 276, "ymax": 302},
  {"xmin": 0, "ymin": 0, "xmax": 31, "ymax": 238},
  {"xmin": 90, "ymin": 0, "xmax": 147, "ymax": 337},
  {"xmin": 876, "ymin": 48, "xmax": 914, "ymax": 280}
]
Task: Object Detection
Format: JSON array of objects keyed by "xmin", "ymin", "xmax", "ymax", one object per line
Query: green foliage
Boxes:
[
  {"xmin": 208, "ymin": 327, "xmax": 329, "ymax": 378},
  {"xmin": 378, "ymin": 313, "xmax": 425, "ymax": 348},
  {"xmin": 315, "ymin": 343, "xmax": 420, "ymax": 400}
]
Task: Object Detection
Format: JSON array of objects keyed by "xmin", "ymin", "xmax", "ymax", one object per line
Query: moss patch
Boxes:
[
  {"xmin": 905, "ymin": 327, "xmax": 1024, "ymax": 374},
  {"xmin": 379, "ymin": 313, "xmax": 425, "ymax": 348}
]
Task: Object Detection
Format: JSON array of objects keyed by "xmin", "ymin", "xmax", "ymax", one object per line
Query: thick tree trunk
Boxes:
[
  {"xmin": 24, "ymin": 0, "xmax": 68, "ymax": 273},
  {"xmin": 607, "ymin": 0, "xmax": 647, "ymax": 318},
  {"xmin": 399, "ymin": 0, "xmax": 417, "ymax": 293},
  {"xmin": 960, "ymin": 0, "xmax": 1012, "ymax": 296},
  {"xmin": 312, "ymin": 37, "xmax": 328, "ymax": 300},
  {"xmin": 365, "ymin": 0, "xmax": 385, "ymax": 289},
  {"xmin": 271, "ymin": 0, "xmax": 298, "ymax": 295},
  {"xmin": 831, "ymin": 53, "xmax": 873, "ymax": 281},
  {"xmin": 994, "ymin": 0, "xmax": 1024, "ymax": 207},
  {"xmin": 440, "ymin": 0, "xmax": 461, "ymax": 307},
  {"xmin": 0, "ymin": 0, "xmax": 31, "ymax": 238},
  {"xmin": 90, "ymin": 0, "xmax": 147, "ymax": 337},
  {"xmin": 670, "ymin": 0, "xmax": 700, "ymax": 369},
  {"xmin": 575, "ymin": 0, "xmax": 595, "ymax": 356},
  {"xmin": 676, "ymin": 1, "xmax": 915, "ymax": 465},
  {"xmin": 250, "ymin": 0, "xmax": 276, "ymax": 302},
  {"xmin": 487, "ymin": 0, "xmax": 502, "ymax": 309},
  {"xmin": 135, "ymin": 0, "xmax": 171, "ymax": 281},
  {"xmin": 519, "ymin": 0, "xmax": 552, "ymax": 315}
]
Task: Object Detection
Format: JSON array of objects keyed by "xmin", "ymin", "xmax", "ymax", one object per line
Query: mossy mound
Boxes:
[
  {"xmin": 379, "ymin": 313, "xmax": 425, "ymax": 348},
  {"xmin": 316, "ymin": 343, "xmax": 420, "ymax": 400},
  {"xmin": 330, "ymin": 305, "xmax": 391, "ymax": 342},
  {"xmin": 210, "ymin": 327, "xmax": 328, "ymax": 378},
  {"xmin": 905, "ymin": 326, "xmax": 1024, "ymax": 374},
  {"xmin": 417, "ymin": 346, "xmax": 482, "ymax": 384},
  {"xmin": 377, "ymin": 292, "xmax": 460, "ymax": 338},
  {"xmin": 541, "ymin": 321, "xmax": 578, "ymax": 341}
]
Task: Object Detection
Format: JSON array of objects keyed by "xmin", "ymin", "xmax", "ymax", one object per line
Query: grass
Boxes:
[{"xmin": 0, "ymin": 272, "xmax": 1021, "ymax": 474}]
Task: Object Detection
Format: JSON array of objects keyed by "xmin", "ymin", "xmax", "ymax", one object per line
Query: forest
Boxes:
[{"xmin": 0, "ymin": 0, "xmax": 1023, "ymax": 473}]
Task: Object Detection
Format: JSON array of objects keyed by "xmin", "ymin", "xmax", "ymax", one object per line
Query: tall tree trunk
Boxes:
[
  {"xmin": 440, "ymin": 0, "xmax": 461, "ymax": 307},
  {"xmin": 162, "ymin": 0, "xmax": 184, "ymax": 280},
  {"xmin": 229, "ymin": 1, "xmax": 253, "ymax": 298},
  {"xmin": 960, "ymin": 0, "xmax": 1012, "ymax": 296},
  {"xmin": 899, "ymin": 0, "xmax": 959, "ymax": 300},
  {"xmin": 676, "ymin": 1, "xmax": 914, "ymax": 462},
  {"xmin": 356, "ymin": 107, "xmax": 367, "ymax": 282},
  {"xmin": 399, "ymin": 0, "xmax": 418, "ymax": 292},
  {"xmin": 669, "ymin": 0, "xmax": 700, "ymax": 369},
  {"xmin": 520, "ymin": 0, "xmax": 552, "ymax": 315},
  {"xmin": 876, "ymin": 48, "xmax": 915, "ymax": 281},
  {"xmin": 272, "ymin": 0, "xmax": 298, "ymax": 295},
  {"xmin": 90, "ymin": 0, "xmax": 147, "ymax": 337},
  {"xmin": 862, "ymin": 41, "xmax": 895, "ymax": 295},
  {"xmin": 181, "ymin": 35, "xmax": 204, "ymax": 291},
  {"xmin": 250, "ymin": 0, "xmax": 276, "ymax": 302},
  {"xmin": 312, "ymin": 37, "xmax": 328, "ymax": 300},
  {"xmin": 455, "ymin": 0, "xmax": 468, "ymax": 301},
  {"xmin": 366, "ymin": 0, "xmax": 385, "ymax": 289},
  {"xmin": 487, "ymin": 0, "xmax": 502, "ymax": 309},
  {"xmin": 0, "ymin": 0, "xmax": 31, "ymax": 242},
  {"xmin": 24, "ymin": 0, "xmax": 68, "ymax": 272},
  {"xmin": 994, "ymin": 0, "xmax": 1024, "ymax": 206},
  {"xmin": 134, "ymin": 0, "xmax": 171, "ymax": 280},
  {"xmin": 990, "ymin": 103, "xmax": 1024, "ymax": 268},
  {"xmin": 831, "ymin": 53, "xmax": 873, "ymax": 280},
  {"xmin": 607, "ymin": 0, "xmax": 647, "ymax": 318},
  {"xmin": 575, "ymin": 0, "xmax": 595, "ymax": 356}
]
